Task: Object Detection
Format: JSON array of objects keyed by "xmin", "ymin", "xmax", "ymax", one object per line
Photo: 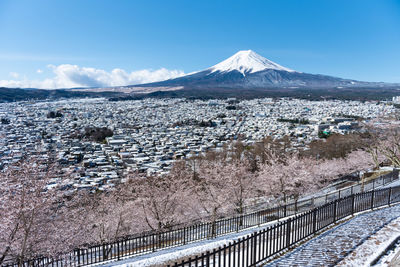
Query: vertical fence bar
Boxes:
[
  {"xmin": 333, "ymin": 200, "xmax": 337, "ymax": 222},
  {"xmin": 286, "ymin": 218, "xmax": 291, "ymax": 248},
  {"xmin": 371, "ymin": 190, "xmax": 375, "ymax": 210}
]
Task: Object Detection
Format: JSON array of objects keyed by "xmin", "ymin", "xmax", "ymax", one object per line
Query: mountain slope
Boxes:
[{"xmin": 129, "ymin": 50, "xmax": 379, "ymax": 90}]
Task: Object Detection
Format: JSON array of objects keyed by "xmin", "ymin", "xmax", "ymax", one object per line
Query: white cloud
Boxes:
[
  {"xmin": 9, "ymin": 72, "xmax": 19, "ymax": 78},
  {"xmin": 0, "ymin": 64, "xmax": 185, "ymax": 89},
  {"xmin": 36, "ymin": 69, "xmax": 43, "ymax": 74}
]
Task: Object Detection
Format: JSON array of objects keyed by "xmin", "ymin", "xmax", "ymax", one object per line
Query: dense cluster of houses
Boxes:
[{"xmin": 0, "ymin": 97, "xmax": 395, "ymax": 191}]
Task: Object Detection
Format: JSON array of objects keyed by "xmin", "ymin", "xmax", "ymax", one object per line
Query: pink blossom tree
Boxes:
[
  {"xmin": 0, "ymin": 158, "xmax": 86, "ymax": 265},
  {"xmin": 343, "ymin": 149, "xmax": 376, "ymax": 174},
  {"xmin": 134, "ymin": 174, "xmax": 190, "ymax": 232},
  {"xmin": 258, "ymin": 154, "xmax": 317, "ymax": 204},
  {"xmin": 188, "ymin": 160, "xmax": 235, "ymax": 237},
  {"xmin": 310, "ymin": 157, "xmax": 348, "ymax": 186},
  {"xmin": 223, "ymin": 160, "xmax": 259, "ymax": 215}
]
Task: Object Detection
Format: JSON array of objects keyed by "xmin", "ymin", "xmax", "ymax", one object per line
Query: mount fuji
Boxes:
[{"xmin": 127, "ymin": 50, "xmax": 381, "ymax": 91}]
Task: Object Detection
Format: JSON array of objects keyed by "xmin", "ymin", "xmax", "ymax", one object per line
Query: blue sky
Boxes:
[{"xmin": 1, "ymin": 0, "xmax": 400, "ymax": 88}]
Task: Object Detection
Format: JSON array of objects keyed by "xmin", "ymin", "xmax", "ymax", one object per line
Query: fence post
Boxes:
[
  {"xmin": 152, "ymin": 233, "xmax": 155, "ymax": 252},
  {"xmin": 183, "ymin": 227, "xmax": 186, "ymax": 245},
  {"xmin": 286, "ymin": 218, "xmax": 291, "ymax": 248},
  {"xmin": 284, "ymin": 205, "xmax": 287, "ymax": 218},
  {"xmin": 373, "ymin": 179, "xmax": 375, "ymax": 190},
  {"xmin": 117, "ymin": 241, "xmax": 120, "ymax": 260},
  {"xmin": 351, "ymin": 186, "xmax": 353, "ymax": 195},
  {"xmin": 313, "ymin": 210, "xmax": 317, "ymax": 233},
  {"xmin": 338, "ymin": 189, "xmax": 341, "ymax": 199},
  {"xmin": 77, "ymin": 249, "xmax": 80, "ymax": 266},
  {"xmin": 371, "ymin": 190, "xmax": 375, "ymax": 210},
  {"xmin": 333, "ymin": 200, "xmax": 337, "ymax": 222},
  {"xmin": 254, "ymin": 233, "xmax": 258, "ymax": 264},
  {"xmin": 388, "ymin": 187, "xmax": 392, "ymax": 206},
  {"xmin": 351, "ymin": 194, "xmax": 355, "ymax": 215}
]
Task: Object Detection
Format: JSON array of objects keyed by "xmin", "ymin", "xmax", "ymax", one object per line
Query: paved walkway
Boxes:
[{"xmin": 265, "ymin": 204, "xmax": 400, "ymax": 267}]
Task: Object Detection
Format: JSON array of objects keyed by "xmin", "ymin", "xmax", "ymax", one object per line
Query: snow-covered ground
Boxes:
[
  {"xmin": 265, "ymin": 204, "xmax": 400, "ymax": 267},
  {"xmin": 374, "ymin": 239, "xmax": 400, "ymax": 266},
  {"xmin": 336, "ymin": 217, "xmax": 400, "ymax": 266}
]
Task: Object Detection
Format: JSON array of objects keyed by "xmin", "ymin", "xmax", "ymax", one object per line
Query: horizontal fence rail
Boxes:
[
  {"xmin": 2, "ymin": 170, "xmax": 399, "ymax": 267},
  {"xmin": 169, "ymin": 184, "xmax": 400, "ymax": 267}
]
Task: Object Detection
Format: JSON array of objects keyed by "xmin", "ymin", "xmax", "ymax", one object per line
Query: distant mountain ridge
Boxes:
[
  {"xmin": 127, "ymin": 50, "xmax": 388, "ymax": 90},
  {"xmin": 3, "ymin": 50, "xmax": 400, "ymax": 102},
  {"xmin": 0, "ymin": 87, "xmax": 120, "ymax": 102}
]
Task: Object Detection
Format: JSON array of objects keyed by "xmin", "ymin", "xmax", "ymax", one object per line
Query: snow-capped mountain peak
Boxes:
[
  {"xmin": 209, "ymin": 50, "xmax": 294, "ymax": 75},
  {"xmin": 129, "ymin": 49, "xmax": 374, "ymax": 91}
]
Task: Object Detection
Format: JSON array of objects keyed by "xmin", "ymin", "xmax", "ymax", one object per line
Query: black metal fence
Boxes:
[
  {"xmin": 169, "ymin": 184, "xmax": 400, "ymax": 267},
  {"xmin": 2, "ymin": 170, "xmax": 399, "ymax": 267}
]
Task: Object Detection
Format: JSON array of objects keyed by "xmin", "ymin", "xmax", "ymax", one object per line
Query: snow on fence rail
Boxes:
[
  {"xmin": 168, "ymin": 182, "xmax": 400, "ymax": 267},
  {"xmin": 2, "ymin": 170, "xmax": 399, "ymax": 267}
]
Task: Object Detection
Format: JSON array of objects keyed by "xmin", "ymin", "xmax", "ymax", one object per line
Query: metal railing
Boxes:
[
  {"xmin": 169, "ymin": 184, "xmax": 400, "ymax": 266},
  {"xmin": 2, "ymin": 170, "xmax": 399, "ymax": 267}
]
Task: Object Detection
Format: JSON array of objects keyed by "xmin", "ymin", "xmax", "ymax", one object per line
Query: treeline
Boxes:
[
  {"xmin": 69, "ymin": 127, "xmax": 114, "ymax": 143},
  {"xmin": 108, "ymin": 87, "xmax": 400, "ymax": 102},
  {"xmin": 0, "ymin": 87, "xmax": 121, "ymax": 102},
  {"xmin": 171, "ymin": 119, "xmax": 216, "ymax": 128},
  {"xmin": 277, "ymin": 117, "xmax": 310, "ymax": 124},
  {"xmin": 84, "ymin": 127, "xmax": 113, "ymax": 142}
]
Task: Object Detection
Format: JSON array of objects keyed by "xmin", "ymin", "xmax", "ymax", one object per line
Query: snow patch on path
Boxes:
[{"xmin": 336, "ymin": 217, "xmax": 400, "ymax": 266}]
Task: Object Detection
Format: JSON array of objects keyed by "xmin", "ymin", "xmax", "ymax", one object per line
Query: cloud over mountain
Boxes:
[{"xmin": 0, "ymin": 64, "xmax": 185, "ymax": 89}]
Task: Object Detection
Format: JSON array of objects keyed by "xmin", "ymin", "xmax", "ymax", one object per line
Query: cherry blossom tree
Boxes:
[
  {"xmin": 375, "ymin": 129, "xmax": 400, "ymax": 167},
  {"xmin": 258, "ymin": 154, "xmax": 317, "ymax": 204},
  {"xmin": 363, "ymin": 121, "xmax": 400, "ymax": 167},
  {"xmin": 223, "ymin": 160, "xmax": 259, "ymax": 215},
  {"xmin": 312, "ymin": 156, "xmax": 354, "ymax": 184},
  {"xmin": 132, "ymin": 171, "xmax": 192, "ymax": 232},
  {"xmin": 343, "ymin": 149, "xmax": 376, "ymax": 174},
  {"xmin": 0, "ymin": 157, "xmax": 86, "ymax": 265},
  {"xmin": 188, "ymin": 160, "xmax": 234, "ymax": 237},
  {"xmin": 81, "ymin": 187, "xmax": 142, "ymax": 260}
]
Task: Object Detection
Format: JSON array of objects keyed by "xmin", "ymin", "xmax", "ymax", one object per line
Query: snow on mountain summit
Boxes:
[
  {"xmin": 209, "ymin": 50, "xmax": 294, "ymax": 75},
  {"xmin": 129, "ymin": 49, "xmax": 376, "ymax": 90}
]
